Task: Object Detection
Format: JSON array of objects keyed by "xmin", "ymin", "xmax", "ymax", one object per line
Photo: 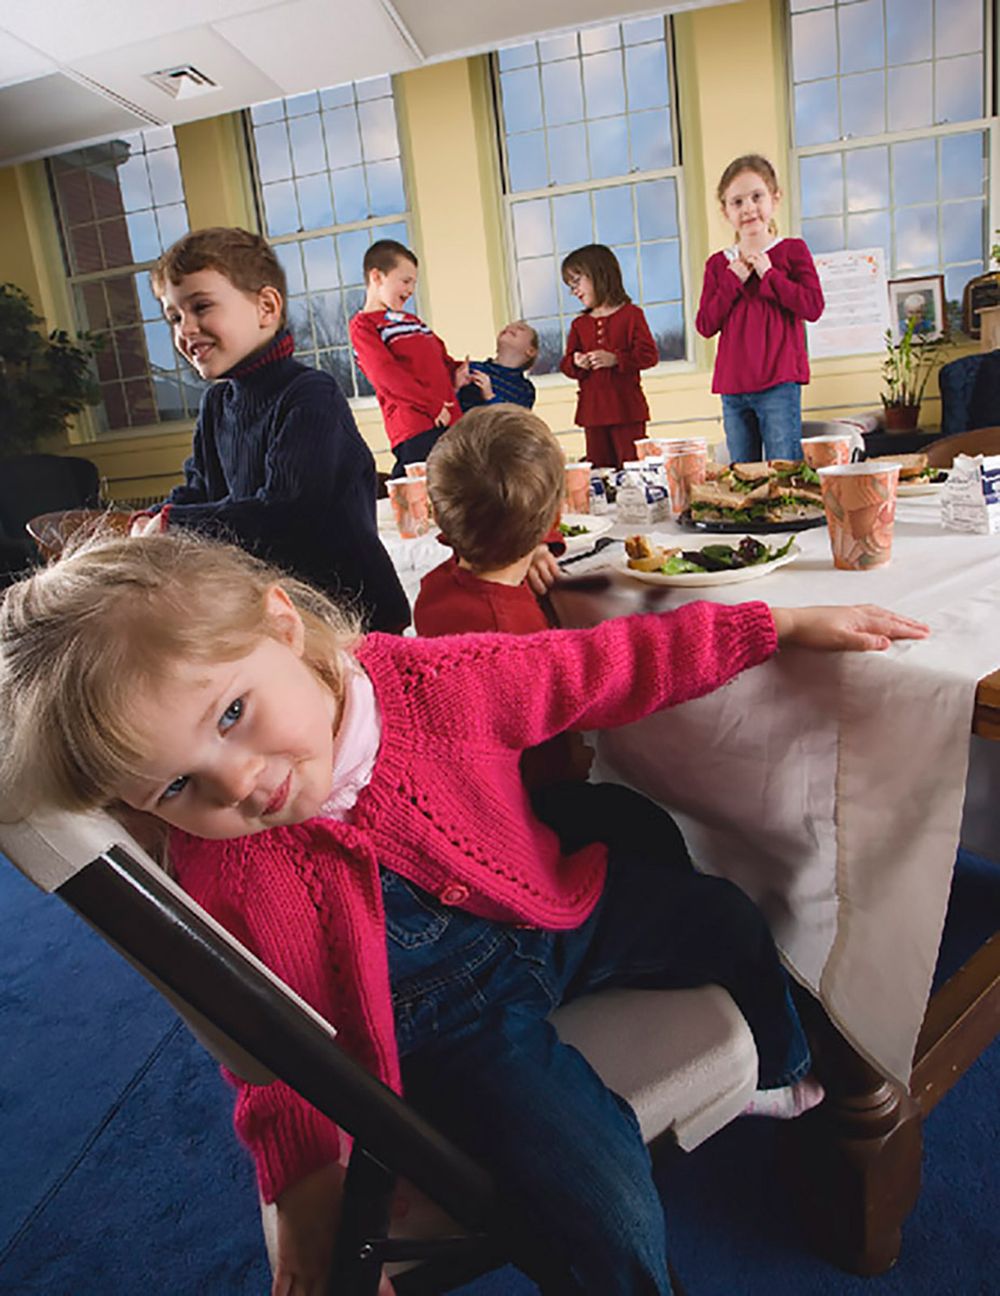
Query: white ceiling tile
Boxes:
[
  {"xmin": 0, "ymin": 71, "xmax": 150, "ymax": 164},
  {"xmin": 0, "ymin": 28, "xmax": 57, "ymax": 88}
]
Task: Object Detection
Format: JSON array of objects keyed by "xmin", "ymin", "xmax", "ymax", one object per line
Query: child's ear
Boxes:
[
  {"xmin": 257, "ymin": 285, "xmax": 283, "ymax": 328},
  {"xmin": 264, "ymin": 584, "xmax": 305, "ymax": 654}
]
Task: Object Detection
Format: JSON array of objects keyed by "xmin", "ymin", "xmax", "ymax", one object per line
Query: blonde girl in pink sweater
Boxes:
[{"xmin": 0, "ymin": 531, "xmax": 927, "ymax": 1296}]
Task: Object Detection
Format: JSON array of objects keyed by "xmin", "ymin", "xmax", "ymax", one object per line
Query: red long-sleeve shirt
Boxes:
[
  {"xmin": 559, "ymin": 302, "xmax": 659, "ymax": 426},
  {"xmin": 695, "ymin": 237, "xmax": 824, "ymax": 395},
  {"xmin": 350, "ymin": 309, "xmax": 460, "ymax": 448}
]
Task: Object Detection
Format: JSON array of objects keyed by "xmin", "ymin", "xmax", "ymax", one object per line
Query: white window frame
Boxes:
[{"xmin": 493, "ymin": 17, "xmax": 695, "ymax": 381}]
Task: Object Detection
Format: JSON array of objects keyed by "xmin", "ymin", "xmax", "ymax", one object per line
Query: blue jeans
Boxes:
[
  {"xmin": 384, "ymin": 789, "xmax": 810, "ymax": 1295},
  {"xmin": 721, "ymin": 382, "xmax": 803, "ymax": 461}
]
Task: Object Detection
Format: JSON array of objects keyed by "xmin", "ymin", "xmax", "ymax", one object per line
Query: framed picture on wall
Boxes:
[{"xmin": 887, "ymin": 275, "xmax": 946, "ymax": 342}]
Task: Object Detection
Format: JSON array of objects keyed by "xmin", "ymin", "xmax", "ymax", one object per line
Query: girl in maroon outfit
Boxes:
[{"xmin": 559, "ymin": 244, "xmax": 660, "ymax": 469}]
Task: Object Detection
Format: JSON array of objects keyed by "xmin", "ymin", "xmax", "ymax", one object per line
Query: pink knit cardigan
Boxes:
[{"xmin": 171, "ymin": 600, "xmax": 776, "ymax": 1202}]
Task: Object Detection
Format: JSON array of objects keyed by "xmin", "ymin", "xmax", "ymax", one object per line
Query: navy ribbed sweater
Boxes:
[{"xmin": 162, "ymin": 337, "xmax": 409, "ymax": 632}]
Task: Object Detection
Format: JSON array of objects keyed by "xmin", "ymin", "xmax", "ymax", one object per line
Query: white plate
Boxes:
[
  {"xmin": 559, "ymin": 513, "xmax": 615, "ymax": 557},
  {"xmin": 619, "ymin": 534, "xmax": 801, "ymax": 587},
  {"xmin": 897, "ymin": 474, "xmax": 948, "ymax": 497}
]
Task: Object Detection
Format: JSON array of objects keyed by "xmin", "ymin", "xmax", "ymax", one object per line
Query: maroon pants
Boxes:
[{"xmin": 584, "ymin": 422, "xmax": 647, "ymax": 470}]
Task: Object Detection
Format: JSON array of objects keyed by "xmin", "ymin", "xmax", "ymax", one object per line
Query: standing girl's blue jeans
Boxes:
[
  {"xmin": 722, "ymin": 381, "xmax": 803, "ymax": 461},
  {"xmin": 383, "ymin": 787, "xmax": 810, "ymax": 1295}
]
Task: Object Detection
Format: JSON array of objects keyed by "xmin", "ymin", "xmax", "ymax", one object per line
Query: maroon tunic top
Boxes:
[{"xmin": 559, "ymin": 302, "xmax": 659, "ymax": 427}]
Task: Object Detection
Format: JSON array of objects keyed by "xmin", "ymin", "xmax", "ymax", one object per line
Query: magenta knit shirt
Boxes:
[{"xmin": 170, "ymin": 600, "xmax": 777, "ymax": 1202}]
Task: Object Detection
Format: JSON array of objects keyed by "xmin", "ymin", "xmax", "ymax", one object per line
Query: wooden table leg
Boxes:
[{"xmin": 784, "ymin": 996, "xmax": 923, "ymax": 1275}]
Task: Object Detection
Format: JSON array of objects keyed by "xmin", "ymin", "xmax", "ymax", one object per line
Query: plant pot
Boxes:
[{"xmin": 883, "ymin": 404, "xmax": 921, "ymax": 432}]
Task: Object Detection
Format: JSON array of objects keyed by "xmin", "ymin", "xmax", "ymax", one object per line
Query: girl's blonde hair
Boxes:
[
  {"xmin": 0, "ymin": 530, "xmax": 361, "ymax": 818},
  {"xmin": 560, "ymin": 244, "xmax": 630, "ymax": 310},
  {"xmin": 716, "ymin": 154, "xmax": 781, "ymax": 239}
]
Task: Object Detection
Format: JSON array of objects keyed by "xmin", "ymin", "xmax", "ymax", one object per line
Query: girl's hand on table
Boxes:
[
  {"xmin": 526, "ymin": 543, "xmax": 561, "ymax": 596},
  {"xmin": 771, "ymin": 605, "xmax": 931, "ymax": 653}
]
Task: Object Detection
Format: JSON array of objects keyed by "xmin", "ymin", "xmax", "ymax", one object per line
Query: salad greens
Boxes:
[
  {"xmin": 659, "ymin": 535, "xmax": 795, "ymax": 575},
  {"xmin": 559, "ymin": 521, "xmax": 590, "ymax": 537}
]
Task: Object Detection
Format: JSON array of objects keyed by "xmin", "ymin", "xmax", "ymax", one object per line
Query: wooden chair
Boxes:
[
  {"xmin": 925, "ymin": 426, "xmax": 1000, "ymax": 468},
  {"xmin": 0, "ymin": 808, "xmax": 759, "ymax": 1294},
  {"xmin": 25, "ymin": 508, "xmax": 133, "ymax": 563}
]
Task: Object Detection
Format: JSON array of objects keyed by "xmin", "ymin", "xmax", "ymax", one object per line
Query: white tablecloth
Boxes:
[
  {"xmin": 380, "ymin": 496, "xmax": 1000, "ymax": 1084},
  {"xmin": 551, "ymin": 498, "xmax": 1000, "ymax": 1086}
]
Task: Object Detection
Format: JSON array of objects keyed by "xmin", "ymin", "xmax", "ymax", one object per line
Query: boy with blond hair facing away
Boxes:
[
  {"xmin": 134, "ymin": 226, "xmax": 409, "ymax": 633},
  {"xmin": 350, "ymin": 239, "xmax": 466, "ymax": 477}
]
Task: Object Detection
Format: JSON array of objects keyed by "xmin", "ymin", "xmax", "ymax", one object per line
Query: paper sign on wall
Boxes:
[{"xmin": 806, "ymin": 247, "xmax": 889, "ymax": 359}]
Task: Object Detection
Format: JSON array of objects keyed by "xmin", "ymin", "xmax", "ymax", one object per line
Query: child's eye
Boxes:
[
  {"xmin": 219, "ymin": 697, "xmax": 244, "ymax": 732},
  {"xmin": 160, "ymin": 775, "xmax": 189, "ymax": 803}
]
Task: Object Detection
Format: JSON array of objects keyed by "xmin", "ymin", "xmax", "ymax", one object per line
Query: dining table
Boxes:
[{"xmin": 378, "ymin": 490, "xmax": 1000, "ymax": 1275}]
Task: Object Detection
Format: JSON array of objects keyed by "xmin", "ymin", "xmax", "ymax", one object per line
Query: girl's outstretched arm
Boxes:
[{"xmin": 771, "ymin": 605, "xmax": 930, "ymax": 652}]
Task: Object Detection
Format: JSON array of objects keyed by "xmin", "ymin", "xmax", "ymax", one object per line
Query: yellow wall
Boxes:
[{"xmin": 0, "ymin": 0, "xmax": 983, "ymax": 499}]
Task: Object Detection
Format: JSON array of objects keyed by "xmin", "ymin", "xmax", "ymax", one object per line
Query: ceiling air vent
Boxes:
[{"xmin": 144, "ymin": 66, "xmax": 219, "ymax": 100}]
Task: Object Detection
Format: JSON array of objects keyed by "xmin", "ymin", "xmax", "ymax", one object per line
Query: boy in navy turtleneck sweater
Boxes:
[{"xmin": 133, "ymin": 227, "xmax": 409, "ymax": 633}]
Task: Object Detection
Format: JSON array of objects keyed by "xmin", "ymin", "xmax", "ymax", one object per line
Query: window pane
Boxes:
[
  {"xmin": 289, "ymin": 113, "xmax": 326, "ymax": 175},
  {"xmin": 302, "ymin": 236, "xmax": 339, "ymax": 290},
  {"xmin": 892, "ymin": 139, "xmax": 936, "ymax": 206},
  {"xmin": 640, "ymin": 241, "xmax": 681, "ymax": 302},
  {"xmin": 588, "ymin": 116, "xmax": 628, "ymax": 179},
  {"xmin": 615, "ymin": 245, "xmax": 639, "ymax": 301},
  {"xmin": 553, "ymin": 192, "xmax": 592, "ymax": 252},
  {"xmin": 156, "ymin": 203, "xmax": 188, "ymax": 250},
  {"xmin": 501, "ymin": 68, "xmax": 543, "ymax": 133},
  {"xmin": 645, "ymin": 302, "xmax": 684, "ymax": 361},
  {"xmin": 794, "ymin": 80, "xmax": 839, "ymax": 146},
  {"xmin": 359, "ymin": 97, "xmax": 399, "ymax": 161},
  {"xmin": 263, "ymin": 181, "xmax": 300, "ymax": 237},
  {"xmin": 888, "ymin": 64, "xmax": 933, "ymax": 131},
  {"xmin": 548, "ymin": 124, "xmax": 589, "ymax": 185},
  {"xmin": 319, "ymin": 84, "xmax": 353, "ymax": 110},
  {"xmin": 512, "ymin": 199, "xmax": 553, "ymax": 258},
  {"xmin": 338, "ymin": 230, "xmax": 375, "ymax": 285},
  {"xmin": 331, "ymin": 167, "xmax": 369, "ymax": 224},
  {"xmin": 936, "ymin": 0, "xmax": 982, "ymax": 58},
  {"xmin": 801, "ymin": 216, "xmax": 845, "ymax": 253},
  {"xmin": 135, "ymin": 274, "xmax": 162, "ymax": 321},
  {"xmin": 297, "ymin": 174, "xmax": 334, "ymax": 231},
  {"xmin": 356, "ymin": 76, "xmax": 390, "ymax": 102},
  {"xmin": 366, "ymin": 159, "xmax": 405, "ymax": 216},
  {"xmin": 498, "ymin": 42, "xmax": 536, "ymax": 71},
  {"xmin": 629, "ymin": 110, "xmax": 672, "ymax": 171},
  {"xmin": 841, "ymin": 71, "xmax": 885, "ymax": 140},
  {"xmin": 538, "ymin": 33, "xmax": 578, "ymax": 61},
  {"xmin": 125, "ymin": 210, "xmax": 159, "ymax": 263},
  {"xmin": 106, "ymin": 277, "xmax": 141, "ymax": 327},
  {"xmin": 518, "ymin": 257, "xmax": 559, "ymax": 316},
  {"xmin": 507, "ymin": 132, "xmax": 548, "ymax": 192},
  {"xmin": 582, "ymin": 50, "xmax": 625, "ymax": 117},
  {"xmin": 593, "ymin": 185, "xmax": 633, "ymax": 245},
  {"xmin": 311, "ymin": 290, "xmax": 346, "ymax": 347},
  {"xmin": 251, "ymin": 99, "xmax": 284, "ymax": 125},
  {"xmin": 894, "ymin": 207, "xmax": 938, "ymax": 270},
  {"xmin": 800, "ymin": 152, "xmax": 843, "ymax": 218},
  {"xmin": 526, "ymin": 317, "xmax": 564, "ymax": 373},
  {"xmin": 845, "ymin": 147, "xmax": 889, "ymax": 212},
  {"xmin": 623, "ymin": 16, "xmax": 663, "ymax": 45},
  {"xmin": 942, "ymin": 199, "xmax": 984, "ymax": 265},
  {"xmin": 580, "ymin": 23, "xmax": 620, "ymax": 54},
  {"xmin": 625, "ymin": 42, "xmax": 669, "ymax": 111},
  {"xmin": 846, "ymin": 210, "xmax": 890, "ymax": 255},
  {"xmin": 542, "ymin": 60, "xmax": 584, "ymax": 126},
  {"xmin": 941, "ymin": 132, "xmax": 986, "ymax": 200},
  {"xmin": 144, "ymin": 320, "xmax": 176, "ymax": 373},
  {"xmin": 636, "ymin": 178, "xmax": 677, "ymax": 240},
  {"xmin": 323, "ymin": 108, "xmax": 362, "ymax": 170},
  {"xmin": 886, "ymin": 0, "xmax": 931, "ymax": 64},
  {"xmin": 275, "ymin": 242, "xmax": 306, "ymax": 295},
  {"xmin": 285, "ymin": 91, "xmax": 319, "ymax": 117},
  {"xmin": 117, "ymin": 155, "xmax": 152, "ymax": 212},
  {"xmin": 935, "ymin": 55, "xmax": 983, "ymax": 125},
  {"xmin": 255, "ymin": 122, "xmax": 293, "ymax": 183},
  {"xmin": 838, "ymin": 0, "xmax": 883, "ymax": 75},
  {"xmin": 287, "ymin": 297, "xmax": 312, "ymax": 348},
  {"xmin": 792, "ymin": 8, "xmax": 837, "ymax": 81}
]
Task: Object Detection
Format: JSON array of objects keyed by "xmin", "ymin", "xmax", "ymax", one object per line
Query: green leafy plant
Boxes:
[
  {"xmin": 991, "ymin": 229, "xmax": 1000, "ymax": 268},
  {"xmin": 0, "ymin": 282, "xmax": 102, "ymax": 458},
  {"xmin": 880, "ymin": 315, "xmax": 947, "ymax": 410}
]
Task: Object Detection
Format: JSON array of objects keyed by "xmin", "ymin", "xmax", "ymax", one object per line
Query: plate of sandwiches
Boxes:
[
  {"xmin": 621, "ymin": 532, "xmax": 800, "ymax": 587},
  {"xmin": 865, "ymin": 453, "xmax": 949, "ymax": 496},
  {"xmin": 682, "ymin": 459, "xmax": 826, "ymax": 532},
  {"xmin": 558, "ymin": 513, "xmax": 615, "ymax": 557}
]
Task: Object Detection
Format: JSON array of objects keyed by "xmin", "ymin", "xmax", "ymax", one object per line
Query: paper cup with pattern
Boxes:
[
  {"xmin": 818, "ymin": 462, "xmax": 901, "ymax": 570},
  {"xmin": 662, "ymin": 441, "xmax": 708, "ymax": 516},
  {"xmin": 633, "ymin": 438, "xmax": 661, "ymax": 459},
  {"xmin": 387, "ymin": 477, "xmax": 431, "ymax": 538},
  {"xmin": 564, "ymin": 461, "xmax": 593, "ymax": 513},
  {"xmin": 404, "ymin": 461, "xmax": 428, "ymax": 478},
  {"xmin": 802, "ymin": 435, "xmax": 853, "ymax": 470}
]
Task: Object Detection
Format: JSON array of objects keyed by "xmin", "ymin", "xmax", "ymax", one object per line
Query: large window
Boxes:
[
  {"xmin": 496, "ymin": 17, "xmax": 688, "ymax": 374},
  {"xmin": 248, "ymin": 77, "xmax": 412, "ymax": 398},
  {"xmin": 49, "ymin": 128, "xmax": 199, "ymax": 432},
  {"xmin": 788, "ymin": 0, "xmax": 994, "ymax": 327}
]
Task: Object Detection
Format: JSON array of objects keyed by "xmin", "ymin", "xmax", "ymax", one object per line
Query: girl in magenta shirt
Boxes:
[
  {"xmin": 0, "ymin": 532, "xmax": 929, "ymax": 1295},
  {"xmin": 696, "ymin": 155, "xmax": 824, "ymax": 463}
]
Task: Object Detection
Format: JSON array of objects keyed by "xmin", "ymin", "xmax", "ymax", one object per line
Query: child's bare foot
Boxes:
[{"xmin": 741, "ymin": 1074, "xmax": 825, "ymax": 1120}]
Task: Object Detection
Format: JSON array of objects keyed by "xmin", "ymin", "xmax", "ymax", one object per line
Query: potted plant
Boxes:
[
  {"xmin": 880, "ymin": 315, "xmax": 947, "ymax": 432},
  {"xmin": 0, "ymin": 282, "xmax": 102, "ymax": 459}
]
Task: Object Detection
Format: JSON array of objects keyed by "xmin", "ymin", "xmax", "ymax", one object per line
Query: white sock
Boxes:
[{"xmin": 741, "ymin": 1074, "xmax": 825, "ymax": 1120}]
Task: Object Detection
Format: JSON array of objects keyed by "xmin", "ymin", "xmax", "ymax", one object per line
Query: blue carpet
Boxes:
[{"xmin": 1, "ymin": 852, "xmax": 997, "ymax": 1295}]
